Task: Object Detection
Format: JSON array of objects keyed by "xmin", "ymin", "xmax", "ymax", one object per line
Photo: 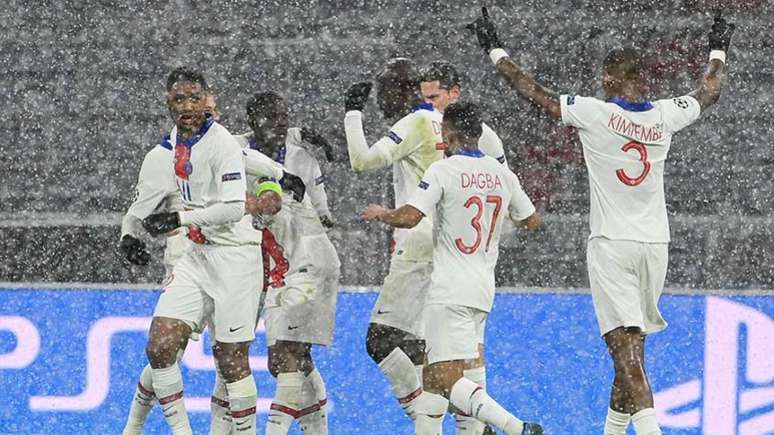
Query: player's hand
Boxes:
[
  {"xmin": 466, "ymin": 6, "xmax": 503, "ymax": 53},
  {"xmin": 142, "ymin": 212, "xmax": 181, "ymax": 236},
  {"xmin": 320, "ymin": 215, "xmax": 335, "ymax": 228},
  {"xmin": 361, "ymin": 204, "xmax": 387, "ymax": 222},
  {"xmin": 708, "ymin": 10, "xmax": 735, "ymax": 52},
  {"xmin": 279, "ymin": 171, "xmax": 306, "ymax": 202},
  {"xmin": 300, "ymin": 127, "xmax": 336, "ymax": 162},
  {"xmin": 345, "ymin": 82, "xmax": 372, "ymax": 112},
  {"xmin": 118, "ymin": 234, "xmax": 151, "ymax": 266}
]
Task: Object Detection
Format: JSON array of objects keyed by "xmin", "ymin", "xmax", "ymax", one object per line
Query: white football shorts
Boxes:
[
  {"xmin": 587, "ymin": 236, "xmax": 668, "ymax": 336},
  {"xmin": 154, "ymin": 244, "xmax": 263, "ymax": 343},
  {"xmin": 370, "ymin": 258, "xmax": 432, "ymax": 339},
  {"xmin": 424, "ymin": 304, "xmax": 487, "ymax": 365}
]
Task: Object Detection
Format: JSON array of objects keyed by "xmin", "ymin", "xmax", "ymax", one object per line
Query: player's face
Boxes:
[
  {"xmin": 421, "ymin": 81, "xmax": 460, "ymax": 113},
  {"xmin": 376, "ymin": 75, "xmax": 413, "ymax": 120},
  {"xmin": 250, "ymin": 99, "xmax": 289, "ymax": 149},
  {"xmin": 441, "ymin": 121, "xmax": 459, "ymax": 157},
  {"xmin": 203, "ymin": 94, "xmax": 220, "ymax": 121},
  {"xmin": 166, "ymin": 81, "xmax": 207, "ymax": 137}
]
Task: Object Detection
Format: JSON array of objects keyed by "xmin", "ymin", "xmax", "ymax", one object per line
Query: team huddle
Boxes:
[{"xmin": 117, "ymin": 7, "xmax": 734, "ymax": 435}]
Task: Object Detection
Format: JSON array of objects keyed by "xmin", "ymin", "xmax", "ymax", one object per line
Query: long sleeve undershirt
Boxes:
[
  {"xmin": 179, "ymin": 201, "xmax": 244, "ymax": 227},
  {"xmin": 344, "ymin": 110, "xmax": 393, "ymax": 172}
]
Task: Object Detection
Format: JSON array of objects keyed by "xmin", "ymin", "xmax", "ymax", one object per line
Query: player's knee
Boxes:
[
  {"xmin": 400, "ymin": 339, "xmax": 426, "ymax": 365},
  {"xmin": 213, "ymin": 342, "xmax": 251, "ymax": 383},
  {"xmin": 365, "ymin": 327, "xmax": 394, "ymax": 363}
]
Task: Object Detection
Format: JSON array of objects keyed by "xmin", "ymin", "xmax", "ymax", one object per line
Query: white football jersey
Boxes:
[
  {"xmin": 167, "ymin": 119, "xmax": 259, "ymax": 246},
  {"xmin": 350, "ymin": 104, "xmax": 509, "ymax": 262},
  {"xmin": 235, "ymin": 128, "xmax": 332, "ymax": 220},
  {"xmin": 122, "ymin": 144, "xmax": 181, "ymax": 237},
  {"xmin": 560, "ymin": 94, "xmax": 701, "ymax": 243},
  {"xmin": 409, "ymin": 150, "xmax": 535, "ymax": 312}
]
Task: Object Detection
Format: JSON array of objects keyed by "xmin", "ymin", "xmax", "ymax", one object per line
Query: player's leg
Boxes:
[
  {"xmin": 416, "ymin": 305, "xmax": 540, "ymax": 435},
  {"xmin": 454, "ymin": 344, "xmax": 488, "ymax": 435},
  {"xmin": 210, "ymin": 245, "xmax": 263, "ymax": 434},
  {"xmin": 265, "ymin": 340, "xmax": 312, "ymax": 435},
  {"xmin": 210, "ymin": 357, "xmax": 234, "ymax": 435},
  {"xmin": 366, "ymin": 259, "xmax": 431, "ymax": 419},
  {"xmin": 297, "ymin": 359, "xmax": 329, "ymax": 435}
]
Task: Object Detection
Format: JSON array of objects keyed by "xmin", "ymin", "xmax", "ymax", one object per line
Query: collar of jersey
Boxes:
[
  {"xmin": 174, "ymin": 116, "xmax": 215, "ymax": 149},
  {"xmin": 249, "ymin": 137, "xmax": 287, "ymax": 164},
  {"xmin": 606, "ymin": 96, "xmax": 653, "ymax": 112},
  {"xmin": 456, "ymin": 148, "xmax": 485, "ymax": 158},
  {"xmin": 411, "ymin": 102, "xmax": 434, "ymax": 112}
]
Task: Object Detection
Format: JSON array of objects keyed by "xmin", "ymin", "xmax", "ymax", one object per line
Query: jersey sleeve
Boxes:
[
  {"xmin": 505, "ymin": 170, "xmax": 536, "ymax": 222},
  {"xmin": 304, "ymin": 154, "xmax": 332, "ymax": 219},
  {"xmin": 125, "ymin": 147, "xmax": 176, "ymax": 220},
  {"xmin": 560, "ymin": 95, "xmax": 602, "ymax": 130},
  {"xmin": 214, "ymin": 137, "xmax": 248, "ymax": 203},
  {"xmin": 660, "ymin": 95, "xmax": 701, "ymax": 134},
  {"xmin": 242, "ymin": 148, "xmax": 284, "ymax": 181},
  {"xmin": 407, "ymin": 163, "xmax": 443, "ymax": 217},
  {"xmin": 478, "ymin": 123, "xmax": 508, "ymax": 166}
]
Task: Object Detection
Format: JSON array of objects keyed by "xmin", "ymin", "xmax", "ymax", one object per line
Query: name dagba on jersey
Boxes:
[{"xmin": 419, "ymin": 170, "xmax": 504, "ymax": 190}]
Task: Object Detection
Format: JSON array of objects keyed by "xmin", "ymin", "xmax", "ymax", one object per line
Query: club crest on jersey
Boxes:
[
  {"xmin": 387, "ymin": 131, "xmax": 403, "ymax": 144},
  {"xmin": 673, "ymin": 97, "xmax": 690, "ymax": 109},
  {"xmin": 418, "ymin": 180, "xmax": 429, "ymax": 190}
]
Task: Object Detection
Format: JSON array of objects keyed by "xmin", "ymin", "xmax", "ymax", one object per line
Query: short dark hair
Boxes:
[
  {"xmin": 603, "ymin": 47, "xmax": 642, "ymax": 80},
  {"xmin": 443, "ymin": 102, "xmax": 482, "ymax": 145},
  {"xmin": 420, "ymin": 61, "xmax": 461, "ymax": 89},
  {"xmin": 375, "ymin": 57, "xmax": 419, "ymax": 92},
  {"xmin": 245, "ymin": 91, "xmax": 285, "ymax": 118},
  {"xmin": 166, "ymin": 66, "xmax": 208, "ymax": 92}
]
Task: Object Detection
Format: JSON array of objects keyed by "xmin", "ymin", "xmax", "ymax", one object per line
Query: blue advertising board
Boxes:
[{"xmin": 0, "ymin": 287, "xmax": 772, "ymax": 434}]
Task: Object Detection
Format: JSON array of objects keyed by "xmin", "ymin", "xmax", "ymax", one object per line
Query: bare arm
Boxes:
[
  {"xmin": 494, "ymin": 56, "xmax": 562, "ymax": 119},
  {"xmin": 361, "ymin": 204, "xmax": 424, "ymax": 229},
  {"xmin": 689, "ymin": 59, "xmax": 725, "ymax": 112},
  {"xmin": 517, "ymin": 212, "xmax": 542, "ymax": 231}
]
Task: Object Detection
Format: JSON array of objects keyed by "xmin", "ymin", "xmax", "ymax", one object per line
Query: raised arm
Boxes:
[
  {"xmin": 689, "ymin": 11, "xmax": 735, "ymax": 111},
  {"xmin": 344, "ymin": 82, "xmax": 394, "ymax": 172},
  {"xmin": 467, "ymin": 7, "xmax": 561, "ymax": 119}
]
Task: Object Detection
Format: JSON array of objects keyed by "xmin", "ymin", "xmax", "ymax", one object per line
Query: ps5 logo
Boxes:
[{"xmin": 654, "ymin": 297, "xmax": 774, "ymax": 434}]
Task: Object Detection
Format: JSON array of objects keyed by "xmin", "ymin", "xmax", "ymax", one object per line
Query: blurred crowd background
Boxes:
[{"xmin": 1, "ymin": 0, "xmax": 771, "ymax": 289}]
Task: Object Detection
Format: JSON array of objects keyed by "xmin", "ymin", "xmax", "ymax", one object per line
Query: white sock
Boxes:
[
  {"xmin": 152, "ymin": 363, "xmax": 192, "ymax": 435},
  {"xmin": 632, "ymin": 408, "xmax": 661, "ymax": 435},
  {"xmin": 414, "ymin": 392, "xmax": 448, "ymax": 435},
  {"xmin": 210, "ymin": 371, "xmax": 232, "ymax": 435},
  {"xmin": 604, "ymin": 408, "xmax": 630, "ymax": 435},
  {"xmin": 123, "ymin": 364, "xmax": 155, "ymax": 435},
  {"xmin": 415, "ymin": 364, "xmax": 424, "ymax": 388},
  {"xmin": 449, "ymin": 377, "xmax": 523, "ymax": 435},
  {"xmin": 226, "ymin": 375, "xmax": 258, "ymax": 434},
  {"xmin": 377, "ymin": 348, "xmax": 423, "ymax": 419},
  {"xmin": 455, "ymin": 367, "xmax": 487, "ymax": 435},
  {"xmin": 297, "ymin": 369, "xmax": 328, "ymax": 434},
  {"xmin": 266, "ymin": 372, "xmax": 304, "ymax": 435}
]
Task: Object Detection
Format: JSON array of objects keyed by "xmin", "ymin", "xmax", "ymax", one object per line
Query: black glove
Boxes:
[
  {"xmin": 142, "ymin": 212, "xmax": 181, "ymax": 236},
  {"xmin": 118, "ymin": 235, "xmax": 150, "ymax": 266},
  {"xmin": 345, "ymin": 82, "xmax": 372, "ymax": 112},
  {"xmin": 301, "ymin": 127, "xmax": 336, "ymax": 162},
  {"xmin": 279, "ymin": 171, "xmax": 306, "ymax": 202},
  {"xmin": 708, "ymin": 10, "xmax": 735, "ymax": 52},
  {"xmin": 466, "ymin": 6, "xmax": 503, "ymax": 53},
  {"xmin": 320, "ymin": 215, "xmax": 335, "ymax": 229}
]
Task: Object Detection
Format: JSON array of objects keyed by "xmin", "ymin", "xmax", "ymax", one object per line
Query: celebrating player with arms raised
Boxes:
[
  {"xmin": 362, "ymin": 102, "xmax": 542, "ymax": 435},
  {"xmin": 467, "ymin": 7, "xmax": 734, "ymax": 434}
]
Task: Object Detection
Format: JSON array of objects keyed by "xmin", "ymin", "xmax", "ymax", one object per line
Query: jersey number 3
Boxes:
[
  {"xmin": 616, "ymin": 141, "xmax": 651, "ymax": 186},
  {"xmin": 455, "ymin": 195, "xmax": 502, "ymax": 255}
]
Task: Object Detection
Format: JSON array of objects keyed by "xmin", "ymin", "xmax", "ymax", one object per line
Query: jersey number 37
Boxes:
[{"xmin": 455, "ymin": 195, "xmax": 503, "ymax": 255}]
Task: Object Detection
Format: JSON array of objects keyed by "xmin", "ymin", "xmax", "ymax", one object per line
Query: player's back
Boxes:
[
  {"xmin": 412, "ymin": 150, "xmax": 534, "ymax": 312},
  {"xmin": 560, "ymin": 95, "xmax": 701, "ymax": 243}
]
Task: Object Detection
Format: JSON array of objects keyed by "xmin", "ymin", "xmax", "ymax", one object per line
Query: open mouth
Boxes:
[{"xmin": 178, "ymin": 113, "xmax": 198, "ymax": 125}]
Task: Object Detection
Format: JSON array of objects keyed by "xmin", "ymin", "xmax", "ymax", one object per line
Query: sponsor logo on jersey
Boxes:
[
  {"xmin": 387, "ymin": 131, "xmax": 403, "ymax": 144},
  {"xmin": 221, "ymin": 172, "xmax": 242, "ymax": 182},
  {"xmin": 418, "ymin": 180, "xmax": 429, "ymax": 190}
]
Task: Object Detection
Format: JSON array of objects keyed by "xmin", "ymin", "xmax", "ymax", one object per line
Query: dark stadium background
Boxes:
[{"xmin": 1, "ymin": 0, "xmax": 772, "ymax": 289}]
